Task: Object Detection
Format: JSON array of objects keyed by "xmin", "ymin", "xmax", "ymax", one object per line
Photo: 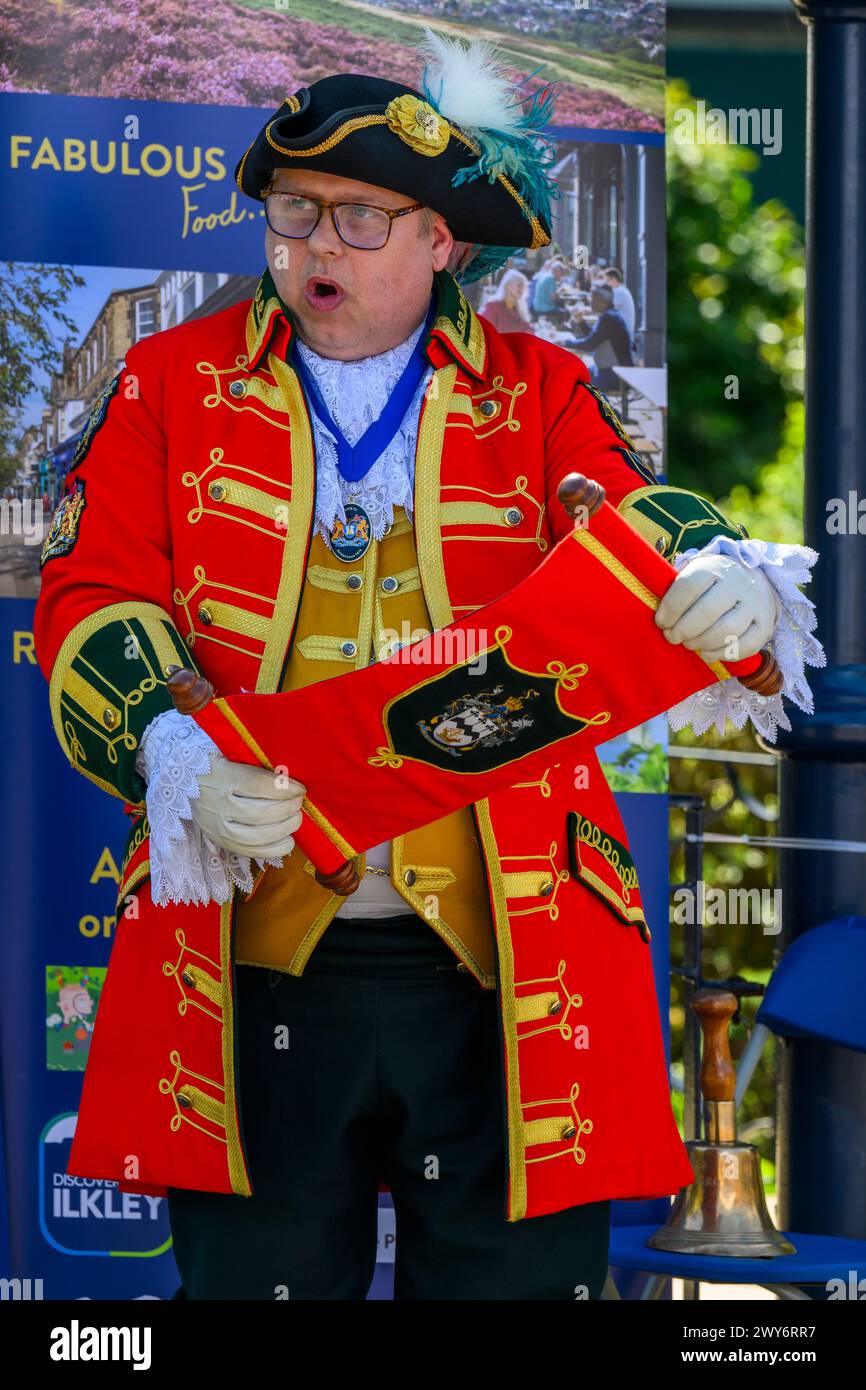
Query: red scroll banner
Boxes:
[{"xmin": 170, "ymin": 500, "xmax": 775, "ymax": 879}]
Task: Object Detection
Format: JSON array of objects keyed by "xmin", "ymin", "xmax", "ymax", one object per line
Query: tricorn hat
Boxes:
[{"xmin": 235, "ymin": 31, "xmax": 558, "ymax": 281}]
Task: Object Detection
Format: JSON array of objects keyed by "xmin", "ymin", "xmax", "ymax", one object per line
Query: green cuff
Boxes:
[
  {"xmin": 617, "ymin": 484, "xmax": 748, "ymax": 561},
  {"xmin": 48, "ymin": 602, "xmax": 201, "ymax": 805}
]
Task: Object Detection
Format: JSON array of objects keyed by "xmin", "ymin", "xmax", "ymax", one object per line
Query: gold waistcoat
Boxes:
[{"xmin": 234, "ymin": 507, "xmax": 497, "ymax": 988}]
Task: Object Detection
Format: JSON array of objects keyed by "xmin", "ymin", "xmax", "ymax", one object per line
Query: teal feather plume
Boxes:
[{"xmin": 426, "ymin": 77, "xmax": 561, "ymax": 229}]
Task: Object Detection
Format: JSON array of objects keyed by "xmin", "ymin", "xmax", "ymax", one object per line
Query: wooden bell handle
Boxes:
[
  {"xmin": 556, "ymin": 474, "xmax": 783, "ymax": 696},
  {"xmin": 166, "ymin": 667, "xmax": 360, "ymax": 896},
  {"xmin": 691, "ymin": 989, "xmax": 738, "ymax": 1104}
]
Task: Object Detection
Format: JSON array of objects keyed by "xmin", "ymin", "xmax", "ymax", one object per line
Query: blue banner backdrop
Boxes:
[
  {"xmin": 0, "ymin": 92, "xmax": 663, "ymax": 274},
  {"xmin": 0, "ymin": 93, "xmax": 268, "ymax": 273}
]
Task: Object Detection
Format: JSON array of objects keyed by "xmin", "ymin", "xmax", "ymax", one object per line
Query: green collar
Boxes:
[
  {"xmin": 428, "ymin": 269, "xmax": 487, "ymax": 380},
  {"xmin": 244, "ymin": 267, "xmax": 486, "ymax": 379}
]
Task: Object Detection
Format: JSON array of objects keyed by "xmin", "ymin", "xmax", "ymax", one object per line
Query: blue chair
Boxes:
[
  {"xmin": 606, "ymin": 917, "xmax": 866, "ymax": 1299},
  {"xmin": 756, "ymin": 916, "xmax": 866, "ymax": 1055}
]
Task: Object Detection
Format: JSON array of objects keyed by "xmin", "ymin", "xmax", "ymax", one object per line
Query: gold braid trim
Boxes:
[
  {"xmin": 265, "ymin": 113, "xmax": 390, "ymax": 158},
  {"xmin": 475, "ymin": 801, "xmax": 527, "ymax": 1221},
  {"xmin": 220, "ymin": 900, "xmax": 252, "ymax": 1196},
  {"xmin": 415, "ymin": 364, "xmax": 458, "ymax": 629},
  {"xmin": 571, "ymin": 530, "xmax": 730, "ymax": 683},
  {"xmin": 252, "ymin": 114, "xmax": 549, "ymax": 247},
  {"xmin": 257, "ymin": 357, "xmax": 316, "ymax": 692}
]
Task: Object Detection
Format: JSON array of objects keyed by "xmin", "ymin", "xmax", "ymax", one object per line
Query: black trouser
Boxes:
[{"xmin": 168, "ymin": 913, "xmax": 610, "ymax": 1300}]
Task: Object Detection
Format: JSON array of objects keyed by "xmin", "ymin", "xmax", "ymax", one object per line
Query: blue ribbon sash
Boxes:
[{"xmin": 291, "ymin": 302, "xmax": 435, "ymax": 484}]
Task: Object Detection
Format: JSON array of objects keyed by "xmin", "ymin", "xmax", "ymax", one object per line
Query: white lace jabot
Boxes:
[{"xmin": 295, "ymin": 317, "xmax": 433, "ymax": 544}]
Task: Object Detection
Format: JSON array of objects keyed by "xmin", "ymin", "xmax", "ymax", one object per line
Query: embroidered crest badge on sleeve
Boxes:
[
  {"xmin": 69, "ymin": 371, "xmax": 121, "ymax": 472},
  {"xmin": 578, "ymin": 381, "xmax": 655, "ymax": 483},
  {"xmin": 579, "ymin": 381, "xmax": 636, "ymax": 446},
  {"xmin": 614, "ymin": 445, "xmax": 656, "ymax": 485},
  {"xmin": 40, "ymin": 479, "xmax": 86, "ymax": 568}
]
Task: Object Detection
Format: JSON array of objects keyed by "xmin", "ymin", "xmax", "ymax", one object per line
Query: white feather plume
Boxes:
[{"xmin": 418, "ymin": 28, "xmax": 523, "ymax": 135}]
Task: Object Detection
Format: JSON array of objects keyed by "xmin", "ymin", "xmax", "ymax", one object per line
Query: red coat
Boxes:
[{"xmin": 35, "ymin": 269, "xmax": 740, "ymax": 1220}]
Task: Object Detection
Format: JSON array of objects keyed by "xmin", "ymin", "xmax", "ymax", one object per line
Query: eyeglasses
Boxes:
[{"xmin": 262, "ymin": 190, "xmax": 425, "ymax": 250}]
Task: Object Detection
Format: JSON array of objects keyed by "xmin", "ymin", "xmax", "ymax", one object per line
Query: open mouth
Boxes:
[{"xmin": 304, "ymin": 277, "xmax": 346, "ymax": 310}]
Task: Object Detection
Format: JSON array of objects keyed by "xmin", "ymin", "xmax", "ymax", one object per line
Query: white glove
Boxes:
[
  {"xmin": 190, "ymin": 755, "xmax": 306, "ymax": 859},
  {"xmin": 655, "ymin": 553, "xmax": 781, "ymax": 663}
]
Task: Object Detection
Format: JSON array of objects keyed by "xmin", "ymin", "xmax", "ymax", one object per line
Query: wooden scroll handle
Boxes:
[
  {"xmin": 691, "ymin": 988, "xmax": 738, "ymax": 1105},
  {"xmin": 557, "ymin": 471, "xmax": 607, "ymax": 522},
  {"xmin": 165, "ymin": 666, "xmax": 215, "ymax": 714},
  {"xmin": 166, "ymin": 667, "xmax": 360, "ymax": 896},
  {"xmin": 556, "ymin": 473, "xmax": 783, "ymax": 697},
  {"xmin": 731, "ymin": 649, "xmax": 784, "ymax": 697}
]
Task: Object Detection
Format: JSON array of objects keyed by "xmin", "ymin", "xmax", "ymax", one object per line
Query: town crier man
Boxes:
[{"xmin": 34, "ymin": 33, "xmax": 821, "ymax": 1300}]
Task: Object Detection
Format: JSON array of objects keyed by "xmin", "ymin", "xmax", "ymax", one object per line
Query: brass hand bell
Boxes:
[{"xmin": 648, "ymin": 989, "xmax": 795, "ymax": 1257}]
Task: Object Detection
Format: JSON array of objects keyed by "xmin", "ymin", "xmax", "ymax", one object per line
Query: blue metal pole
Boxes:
[{"xmin": 777, "ymin": 0, "xmax": 866, "ymax": 1238}]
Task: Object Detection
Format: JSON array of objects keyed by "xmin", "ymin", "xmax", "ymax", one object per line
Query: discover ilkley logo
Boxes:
[{"xmin": 49, "ymin": 1320, "xmax": 151, "ymax": 1371}]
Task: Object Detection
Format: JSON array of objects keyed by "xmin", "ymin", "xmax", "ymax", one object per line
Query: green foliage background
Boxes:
[
  {"xmin": 667, "ymin": 79, "xmax": 805, "ymax": 536},
  {"xmin": 0, "ymin": 262, "xmax": 85, "ymax": 489},
  {"xmin": 666, "ymin": 80, "xmax": 807, "ymax": 1178}
]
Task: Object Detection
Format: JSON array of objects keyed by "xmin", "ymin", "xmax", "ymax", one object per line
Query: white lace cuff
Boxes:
[
  {"xmin": 134, "ymin": 710, "xmax": 283, "ymax": 907},
  {"xmin": 665, "ymin": 535, "xmax": 826, "ymax": 743}
]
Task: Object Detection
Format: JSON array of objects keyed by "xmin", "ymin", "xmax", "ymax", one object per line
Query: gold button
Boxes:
[
  {"xmin": 540, "ymin": 880, "xmax": 554, "ymax": 897},
  {"xmin": 102, "ymin": 707, "xmax": 117, "ymax": 729},
  {"xmin": 478, "ymin": 399, "xmax": 498, "ymax": 418},
  {"xmin": 404, "ymin": 869, "xmax": 417, "ymax": 887},
  {"xmin": 563, "ymin": 1124, "xmax": 577, "ymax": 1140},
  {"xmin": 198, "ymin": 605, "xmax": 213, "ymax": 626},
  {"xmin": 340, "ymin": 640, "xmax": 357, "ymax": 658},
  {"xmin": 165, "ymin": 663, "xmax": 180, "ymax": 676},
  {"xmin": 549, "ymin": 999, "xmax": 562, "ymax": 1016},
  {"xmin": 229, "ymin": 380, "xmax": 247, "ymax": 398},
  {"xmin": 655, "ymin": 537, "xmax": 666, "ymax": 552},
  {"xmin": 456, "ymin": 963, "xmax": 469, "ymax": 974},
  {"xmin": 505, "ymin": 507, "xmax": 523, "ymax": 526},
  {"xmin": 177, "ymin": 1092, "xmax": 193, "ymax": 1110},
  {"xmin": 181, "ymin": 968, "xmax": 194, "ymax": 988},
  {"xmin": 381, "ymin": 576, "xmax": 398, "ymax": 593},
  {"xmin": 347, "ymin": 574, "xmax": 362, "ymax": 591},
  {"xmin": 208, "ymin": 482, "xmax": 226, "ymax": 502}
]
